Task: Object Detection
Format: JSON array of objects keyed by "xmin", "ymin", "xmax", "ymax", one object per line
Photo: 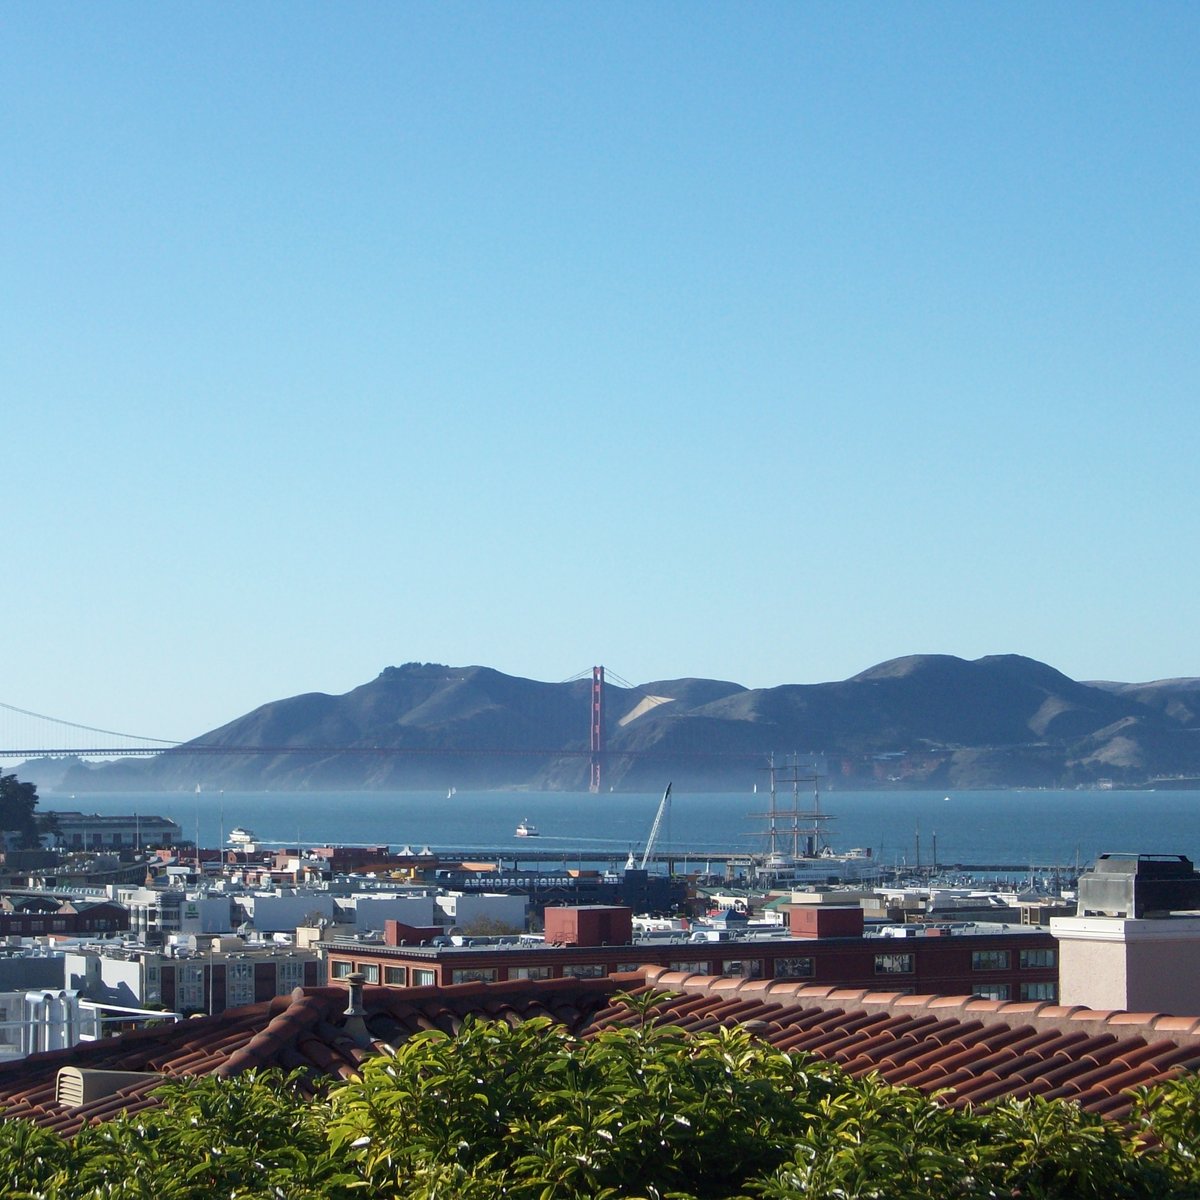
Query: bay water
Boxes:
[{"xmin": 39, "ymin": 788, "xmax": 1200, "ymax": 871}]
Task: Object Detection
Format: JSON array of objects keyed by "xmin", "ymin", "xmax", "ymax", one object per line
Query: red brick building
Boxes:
[
  {"xmin": 0, "ymin": 896, "xmax": 128, "ymax": 937},
  {"xmin": 321, "ymin": 904, "xmax": 1058, "ymax": 1001}
]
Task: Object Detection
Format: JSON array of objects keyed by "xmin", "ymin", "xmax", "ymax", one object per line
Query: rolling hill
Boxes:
[{"xmin": 51, "ymin": 656, "xmax": 1200, "ymax": 792}]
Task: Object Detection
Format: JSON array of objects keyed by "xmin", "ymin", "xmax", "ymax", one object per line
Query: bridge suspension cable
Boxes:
[{"xmin": 0, "ymin": 701, "xmax": 181, "ymax": 747}]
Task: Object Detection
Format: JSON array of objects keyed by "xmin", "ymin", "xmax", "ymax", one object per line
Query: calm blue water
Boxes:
[{"xmin": 38, "ymin": 788, "xmax": 1200, "ymax": 869}]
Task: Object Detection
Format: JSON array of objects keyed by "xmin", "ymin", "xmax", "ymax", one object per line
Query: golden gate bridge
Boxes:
[
  {"xmin": 0, "ymin": 700, "xmax": 181, "ymax": 758},
  {"xmin": 0, "ymin": 668, "xmax": 757, "ymax": 788}
]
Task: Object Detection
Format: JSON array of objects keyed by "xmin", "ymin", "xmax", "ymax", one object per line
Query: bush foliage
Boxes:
[{"xmin": 3, "ymin": 994, "xmax": 1200, "ymax": 1199}]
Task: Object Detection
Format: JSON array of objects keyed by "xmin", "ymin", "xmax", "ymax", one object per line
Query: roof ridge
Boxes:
[{"xmin": 637, "ymin": 967, "xmax": 1200, "ymax": 1046}]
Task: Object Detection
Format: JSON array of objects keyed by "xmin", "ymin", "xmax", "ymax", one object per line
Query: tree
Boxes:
[
  {"xmin": 459, "ymin": 914, "xmax": 524, "ymax": 936},
  {"xmin": 0, "ymin": 773, "xmax": 42, "ymax": 849},
  {"xmin": 0, "ymin": 997, "xmax": 1198, "ymax": 1197}
]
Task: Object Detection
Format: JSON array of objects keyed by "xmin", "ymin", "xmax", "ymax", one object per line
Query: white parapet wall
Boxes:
[{"xmin": 1051, "ymin": 914, "xmax": 1200, "ymax": 1015}]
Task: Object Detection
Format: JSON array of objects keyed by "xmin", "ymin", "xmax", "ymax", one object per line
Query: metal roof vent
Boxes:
[
  {"xmin": 1078, "ymin": 853, "xmax": 1200, "ymax": 918},
  {"xmin": 56, "ymin": 1067, "xmax": 163, "ymax": 1110}
]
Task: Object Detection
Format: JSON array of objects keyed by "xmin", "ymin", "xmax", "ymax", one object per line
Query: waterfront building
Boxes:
[
  {"xmin": 431, "ymin": 865, "xmax": 684, "ymax": 916},
  {"xmin": 38, "ymin": 812, "xmax": 183, "ymax": 851}
]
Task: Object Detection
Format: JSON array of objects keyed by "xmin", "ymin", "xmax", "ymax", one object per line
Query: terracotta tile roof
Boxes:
[
  {"xmin": 623, "ymin": 966, "xmax": 1200, "ymax": 1120},
  {"xmin": 0, "ymin": 976, "xmax": 620, "ymax": 1135},
  {"xmin": 2, "ymin": 967, "xmax": 1199, "ymax": 1134}
]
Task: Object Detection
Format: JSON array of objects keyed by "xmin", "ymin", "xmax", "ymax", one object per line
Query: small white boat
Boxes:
[
  {"xmin": 515, "ymin": 819, "xmax": 539, "ymax": 837},
  {"xmin": 227, "ymin": 828, "xmax": 258, "ymax": 852}
]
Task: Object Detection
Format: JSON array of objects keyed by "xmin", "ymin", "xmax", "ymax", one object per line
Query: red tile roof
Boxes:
[
  {"xmin": 1, "ymin": 967, "xmax": 1198, "ymax": 1133},
  {"xmin": 630, "ymin": 966, "xmax": 1200, "ymax": 1120}
]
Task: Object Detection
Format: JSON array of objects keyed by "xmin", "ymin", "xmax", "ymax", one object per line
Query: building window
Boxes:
[
  {"xmin": 561, "ymin": 964, "xmax": 606, "ymax": 979},
  {"xmin": 667, "ymin": 960, "xmax": 710, "ymax": 975},
  {"xmin": 723, "ymin": 959, "xmax": 763, "ymax": 979},
  {"xmin": 1019, "ymin": 948, "xmax": 1056, "ymax": 969},
  {"xmin": 384, "ymin": 966, "xmax": 408, "ymax": 986},
  {"xmin": 359, "ymin": 963, "xmax": 380, "ymax": 984},
  {"xmin": 331, "ymin": 960, "xmax": 353, "ymax": 980},
  {"xmin": 176, "ymin": 964, "xmax": 206, "ymax": 1011},
  {"xmin": 227, "ymin": 960, "xmax": 255, "ymax": 1007},
  {"xmin": 1020, "ymin": 982, "xmax": 1057, "ymax": 1002},
  {"xmin": 277, "ymin": 960, "xmax": 306, "ymax": 991},
  {"xmin": 974, "ymin": 984, "xmax": 1011, "ymax": 1001},
  {"xmin": 451, "ymin": 967, "xmax": 498, "ymax": 984},
  {"xmin": 874, "ymin": 953, "xmax": 915, "ymax": 975},
  {"xmin": 509, "ymin": 966, "xmax": 552, "ymax": 981},
  {"xmin": 413, "ymin": 969, "xmax": 436, "ymax": 987},
  {"xmin": 971, "ymin": 950, "xmax": 1010, "ymax": 971},
  {"xmin": 774, "ymin": 957, "xmax": 815, "ymax": 979}
]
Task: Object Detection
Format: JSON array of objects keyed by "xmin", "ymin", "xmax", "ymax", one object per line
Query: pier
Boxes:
[{"xmin": 406, "ymin": 846, "xmax": 1079, "ymax": 879}]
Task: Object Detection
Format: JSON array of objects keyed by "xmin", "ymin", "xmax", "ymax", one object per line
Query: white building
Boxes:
[
  {"xmin": 436, "ymin": 892, "xmax": 527, "ymax": 932},
  {"xmin": 116, "ymin": 887, "xmax": 234, "ymax": 939},
  {"xmin": 345, "ymin": 894, "xmax": 438, "ymax": 932},
  {"xmin": 236, "ymin": 891, "xmax": 336, "ymax": 933},
  {"xmin": 64, "ymin": 939, "xmax": 321, "ymax": 1014}
]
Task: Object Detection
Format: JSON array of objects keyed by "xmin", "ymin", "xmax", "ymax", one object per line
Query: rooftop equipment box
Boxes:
[
  {"xmin": 544, "ymin": 905, "xmax": 633, "ymax": 947},
  {"xmin": 789, "ymin": 905, "xmax": 865, "ymax": 939},
  {"xmin": 1078, "ymin": 853, "xmax": 1200, "ymax": 918}
]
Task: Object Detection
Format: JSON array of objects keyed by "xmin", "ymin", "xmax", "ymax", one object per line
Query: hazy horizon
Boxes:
[{"xmin": 5, "ymin": 6, "xmax": 1196, "ymax": 740}]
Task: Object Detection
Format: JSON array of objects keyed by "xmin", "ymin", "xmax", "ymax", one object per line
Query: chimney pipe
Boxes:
[{"xmin": 343, "ymin": 971, "xmax": 370, "ymax": 1045}]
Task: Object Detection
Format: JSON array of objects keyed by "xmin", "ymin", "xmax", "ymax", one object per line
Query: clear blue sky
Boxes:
[{"xmin": 2, "ymin": 3, "xmax": 1197, "ymax": 744}]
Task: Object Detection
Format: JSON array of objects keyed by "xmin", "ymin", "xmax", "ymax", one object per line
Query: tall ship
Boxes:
[{"xmin": 750, "ymin": 755, "xmax": 874, "ymax": 884}]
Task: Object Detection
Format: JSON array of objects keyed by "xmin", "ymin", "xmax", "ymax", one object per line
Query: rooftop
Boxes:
[
  {"xmin": 1, "ymin": 967, "xmax": 1199, "ymax": 1134},
  {"xmin": 321, "ymin": 918, "xmax": 1046, "ymax": 956}
]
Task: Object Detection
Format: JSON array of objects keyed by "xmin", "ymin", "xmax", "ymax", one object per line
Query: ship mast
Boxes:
[{"xmin": 750, "ymin": 753, "xmax": 831, "ymax": 862}]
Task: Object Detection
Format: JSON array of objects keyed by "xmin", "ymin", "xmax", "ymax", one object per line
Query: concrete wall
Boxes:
[
  {"xmin": 1053, "ymin": 915, "xmax": 1200, "ymax": 1015},
  {"xmin": 351, "ymin": 895, "xmax": 437, "ymax": 932},
  {"xmin": 0, "ymin": 956, "xmax": 65, "ymax": 992},
  {"xmin": 439, "ymin": 893, "xmax": 527, "ymax": 932},
  {"xmin": 178, "ymin": 896, "xmax": 235, "ymax": 934},
  {"xmin": 241, "ymin": 893, "xmax": 335, "ymax": 932}
]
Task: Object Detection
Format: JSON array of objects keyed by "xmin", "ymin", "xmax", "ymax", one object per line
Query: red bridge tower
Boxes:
[{"xmin": 589, "ymin": 665, "xmax": 605, "ymax": 794}]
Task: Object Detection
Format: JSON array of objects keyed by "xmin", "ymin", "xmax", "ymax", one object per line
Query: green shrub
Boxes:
[{"xmin": 1, "ymin": 995, "xmax": 1199, "ymax": 1199}]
